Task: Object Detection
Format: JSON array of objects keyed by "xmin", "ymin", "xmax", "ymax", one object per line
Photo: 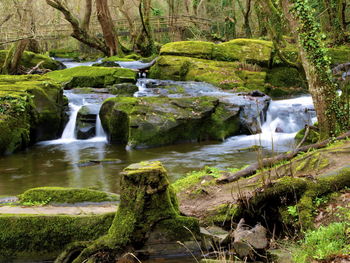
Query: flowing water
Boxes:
[{"xmin": 0, "ymin": 60, "xmax": 316, "ymax": 196}]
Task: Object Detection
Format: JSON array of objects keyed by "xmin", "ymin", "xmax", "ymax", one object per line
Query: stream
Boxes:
[{"xmin": 0, "ymin": 60, "xmax": 316, "ymax": 196}]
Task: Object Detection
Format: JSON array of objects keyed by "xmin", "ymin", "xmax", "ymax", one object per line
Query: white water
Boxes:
[
  {"xmin": 95, "ymin": 115, "xmax": 106, "ymax": 138},
  {"xmin": 61, "ymin": 104, "xmax": 82, "ymax": 140}
]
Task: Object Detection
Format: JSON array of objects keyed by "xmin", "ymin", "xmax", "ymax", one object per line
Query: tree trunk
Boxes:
[
  {"xmin": 46, "ymin": 0, "xmax": 110, "ymax": 56},
  {"xmin": 96, "ymin": 0, "xmax": 123, "ymax": 56},
  {"xmin": 135, "ymin": 0, "xmax": 155, "ymax": 56}
]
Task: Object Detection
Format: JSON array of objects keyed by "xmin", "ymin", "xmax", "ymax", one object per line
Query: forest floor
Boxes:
[{"xmin": 178, "ymin": 140, "xmax": 350, "ymax": 220}]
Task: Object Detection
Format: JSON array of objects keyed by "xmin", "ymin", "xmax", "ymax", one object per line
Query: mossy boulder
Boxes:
[
  {"xmin": 212, "ymin": 38, "xmax": 273, "ymax": 66},
  {"xmin": 149, "ymin": 55, "xmax": 266, "ymax": 90},
  {"xmin": 160, "ymin": 41, "xmax": 215, "ymax": 59},
  {"xmin": 327, "ymin": 45, "xmax": 350, "ymax": 65},
  {"xmin": 0, "ymin": 213, "xmax": 114, "ymax": 261},
  {"xmin": 48, "ymin": 48, "xmax": 80, "ymax": 59},
  {"xmin": 108, "ymin": 83, "xmax": 139, "ymax": 96},
  {"xmin": 0, "ymin": 50, "xmax": 64, "ymax": 70},
  {"xmin": 0, "ymin": 75, "xmax": 65, "ymax": 154},
  {"xmin": 45, "ymin": 66, "xmax": 137, "ymax": 89},
  {"xmin": 100, "ymin": 96, "xmax": 242, "ymax": 148},
  {"xmin": 18, "ymin": 187, "xmax": 119, "ymax": 204},
  {"xmin": 159, "ymin": 39, "xmax": 273, "ymax": 66},
  {"xmin": 102, "ymin": 56, "xmax": 135, "ymax": 62},
  {"xmin": 76, "ymin": 105, "xmax": 99, "ymax": 139}
]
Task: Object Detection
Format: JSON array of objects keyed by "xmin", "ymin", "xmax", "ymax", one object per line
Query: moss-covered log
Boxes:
[{"xmin": 56, "ymin": 161, "xmax": 200, "ymax": 263}]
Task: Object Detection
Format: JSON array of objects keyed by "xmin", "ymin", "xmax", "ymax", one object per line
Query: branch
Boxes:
[
  {"xmin": 217, "ymin": 130, "xmax": 350, "ymax": 184},
  {"xmin": 0, "ymin": 14, "xmax": 14, "ymax": 28}
]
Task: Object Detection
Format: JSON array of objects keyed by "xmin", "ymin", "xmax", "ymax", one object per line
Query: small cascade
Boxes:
[
  {"xmin": 95, "ymin": 115, "xmax": 106, "ymax": 138},
  {"xmin": 61, "ymin": 104, "xmax": 82, "ymax": 140}
]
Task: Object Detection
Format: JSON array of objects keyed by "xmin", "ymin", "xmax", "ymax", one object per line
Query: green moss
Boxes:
[
  {"xmin": 213, "ymin": 38, "xmax": 273, "ymax": 66},
  {"xmin": 205, "ymin": 203, "xmax": 241, "ymax": 225},
  {"xmin": 0, "ymin": 213, "xmax": 114, "ymax": 261},
  {"xmin": 0, "ymin": 50, "xmax": 63, "ymax": 70},
  {"xmin": 102, "ymin": 56, "xmax": 135, "ymax": 62},
  {"xmin": 0, "ymin": 75, "xmax": 64, "ymax": 154},
  {"xmin": 45, "ymin": 66, "xmax": 137, "ymax": 88},
  {"xmin": 266, "ymin": 67, "xmax": 306, "ymax": 88},
  {"xmin": 295, "ymin": 125, "xmax": 320, "ymax": 146},
  {"xmin": 327, "ymin": 45, "xmax": 350, "ymax": 65},
  {"xmin": 48, "ymin": 48, "xmax": 80, "ymax": 59},
  {"xmin": 160, "ymin": 41, "xmax": 215, "ymax": 59},
  {"xmin": 18, "ymin": 187, "xmax": 120, "ymax": 205}
]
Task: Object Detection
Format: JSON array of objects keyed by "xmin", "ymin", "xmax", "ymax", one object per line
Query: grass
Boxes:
[{"xmin": 292, "ymin": 222, "xmax": 350, "ymax": 263}]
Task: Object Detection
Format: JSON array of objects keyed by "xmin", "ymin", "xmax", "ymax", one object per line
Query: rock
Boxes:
[
  {"xmin": 0, "ymin": 50, "xmax": 64, "ymax": 71},
  {"xmin": 75, "ymin": 158, "xmax": 122, "ymax": 167},
  {"xmin": 231, "ymin": 219, "xmax": 268, "ymax": 259},
  {"xmin": 0, "ymin": 75, "xmax": 65, "ymax": 154},
  {"xmin": 92, "ymin": 61, "xmax": 121, "ymax": 67},
  {"xmin": 275, "ymin": 127, "xmax": 284, "ymax": 133},
  {"xmin": 100, "ymin": 96, "xmax": 242, "ymax": 148},
  {"xmin": 160, "ymin": 41, "xmax": 215, "ymax": 59},
  {"xmin": 149, "ymin": 55, "xmax": 266, "ymax": 90},
  {"xmin": 200, "ymin": 226, "xmax": 230, "ymax": 249},
  {"xmin": 76, "ymin": 105, "xmax": 100, "ymax": 139},
  {"xmin": 45, "ymin": 66, "xmax": 137, "ymax": 89},
  {"xmin": 108, "ymin": 83, "xmax": 139, "ymax": 96}
]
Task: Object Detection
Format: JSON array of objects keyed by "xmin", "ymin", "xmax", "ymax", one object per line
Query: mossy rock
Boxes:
[
  {"xmin": 0, "ymin": 75, "xmax": 65, "ymax": 154},
  {"xmin": 213, "ymin": 38, "xmax": 273, "ymax": 66},
  {"xmin": 266, "ymin": 67, "xmax": 306, "ymax": 88},
  {"xmin": 45, "ymin": 66, "xmax": 137, "ymax": 89},
  {"xmin": 0, "ymin": 213, "xmax": 114, "ymax": 261},
  {"xmin": 0, "ymin": 50, "xmax": 64, "ymax": 70},
  {"xmin": 160, "ymin": 41, "xmax": 215, "ymax": 59},
  {"xmin": 108, "ymin": 83, "xmax": 139, "ymax": 96},
  {"xmin": 48, "ymin": 48, "xmax": 80, "ymax": 59},
  {"xmin": 18, "ymin": 187, "xmax": 119, "ymax": 204},
  {"xmin": 100, "ymin": 96, "xmax": 241, "ymax": 148},
  {"xmin": 327, "ymin": 45, "xmax": 350, "ymax": 65},
  {"xmin": 102, "ymin": 56, "xmax": 135, "ymax": 62},
  {"xmin": 149, "ymin": 55, "xmax": 266, "ymax": 91}
]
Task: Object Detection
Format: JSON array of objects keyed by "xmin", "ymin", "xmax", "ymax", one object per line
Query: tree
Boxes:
[
  {"xmin": 46, "ymin": 0, "xmax": 123, "ymax": 56},
  {"xmin": 277, "ymin": 0, "xmax": 346, "ymax": 138},
  {"xmin": 135, "ymin": 0, "xmax": 155, "ymax": 56}
]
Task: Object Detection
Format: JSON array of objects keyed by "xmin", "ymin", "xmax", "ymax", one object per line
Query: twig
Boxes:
[{"xmin": 296, "ymin": 125, "xmax": 310, "ymax": 149}]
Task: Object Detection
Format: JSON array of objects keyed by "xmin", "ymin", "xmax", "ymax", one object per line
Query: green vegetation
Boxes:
[
  {"xmin": 45, "ymin": 66, "xmax": 137, "ymax": 88},
  {"xmin": 18, "ymin": 187, "xmax": 120, "ymax": 205},
  {"xmin": 0, "ymin": 213, "xmax": 114, "ymax": 261},
  {"xmin": 292, "ymin": 222, "xmax": 350, "ymax": 263}
]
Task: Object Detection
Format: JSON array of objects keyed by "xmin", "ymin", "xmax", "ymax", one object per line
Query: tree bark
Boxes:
[
  {"xmin": 46, "ymin": 0, "xmax": 110, "ymax": 56},
  {"xmin": 135, "ymin": 0, "xmax": 155, "ymax": 56},
  {"xmin": 96, "ymin": 0, "xmax": 123, "ymax": 56}
]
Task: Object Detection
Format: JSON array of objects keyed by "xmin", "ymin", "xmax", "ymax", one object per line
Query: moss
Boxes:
[
  {"xmin": 213, "ymin": 38, "xmax": 273, "ymax": 66},
  {"xmin": 327, "ymin": 45, "xmax": 350, "ymax": 65},
  {"xmin": 266, "ymin": 67, "xmax": 306, "ymax": 88},
  {"xmin": 295, "ymin": 153, "xmax": 329, "ymax": 173},
  {"xmin": 235, "ymin": 70, "xmax": 267, "ymax": 90},
  {"xmin": 0, "ymin": 75, "xmax": 64, "ymax": 154},
  {"xmin": 205, "ymin": 203, "xmax": 241, "ymax": 225},
  {"xmin": 160, "ymin": 41, "xmax": 215, "ymax": 59},
  {"xmin": 18, "ymin": 187, "xmax": 119, "ymax": 205},
  {"xmin": 295, "ymin": 125, "xmax": 320, "ymax": 146},
  {"xmin": 0, "ymin": 50, "xmax": 63, "ymax": 70},
  {"xmin": 0, "ymin": 213, "xmax": 114, "ymax": 261},
  {"xmin": 102, "ymin": 56, "xmax": 135, "ymax": 62},
  {"xmin": 48, "ymin": 48, "xmax": 80, "ymax": 59},
  {"xmin": 45, "ymin": 66, "xmax": 137, "ymax": 88}
]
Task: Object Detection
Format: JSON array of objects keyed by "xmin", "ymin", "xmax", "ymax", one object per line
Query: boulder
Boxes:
[
  {"xmin": 149, "ymin": 55, "xmax": 266, "ymax": 90},
  {"xmin": 0, "ymin": 50, "xmax": 64, "ymax": 71},
  {"xmin": 76, "ymin": 105, "xmax": 99, "ymax": 139},
  {"xmin": 45, "ymin": 66, "xmax": 137, "ymax": 89},
  {"xmin": 100, "ymin": 96, "xmax": 242, "ymax": 148},
  {"xmin": 160, "ymin": 41, "xmax": 215, "ymax": 59},
  {"xmin": 0, "ymin": 75, "xmax": 65, "ymax": 154},
  {"xmin": 108, "ymin": 83, "xmax": 139, "ymax": 96}
]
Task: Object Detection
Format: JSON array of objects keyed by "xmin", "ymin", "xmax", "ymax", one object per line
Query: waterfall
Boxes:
[
  {"xmin": 95, "ymin": 115, "xmax": 106, "ymax": 138},
  {"xmin": 61, "ymin": 103, "xmax": 82, "ymax": 140}
]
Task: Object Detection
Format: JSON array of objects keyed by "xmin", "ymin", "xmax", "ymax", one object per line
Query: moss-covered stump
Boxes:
[
  {"xmin": 56, "ymin": 161, "xmax": 200, "ymax": 263},
  {"xmin": 45, "ymin": 66, "xmax": 137, "ymax": 89},
  {"xmin": 100, "ymin": 96, "xmax": 243, "ymax": 148},
  {"xmin": 18, "ymin": 187, "xmax": 119, "ymax": 205},
  {"xmin": 0, "ymin": 213, "xmax": 114, "ymax": 262},
  {"xmin": 0, "ymin": 50, "xmax": 64, "ymax": 71},
  {"xmin": 0, "ymin": 75, "xmax": 65, "ymax": 154},
  {"xmin": 149, "ymin": 55, "xmax": 266, "ymax": 90}
]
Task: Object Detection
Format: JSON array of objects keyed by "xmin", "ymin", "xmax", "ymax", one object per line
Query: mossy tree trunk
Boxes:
[
  {"xmin": 55, "ymin": 161, "xmax": 198, "ymax": 263},
  {"xmin": 135, "ymin": 0, "xmax": 155, "ymax": 57},
  {"xmin": 279, "ymin": 0, "xmax": 346, "ymax": 139}
]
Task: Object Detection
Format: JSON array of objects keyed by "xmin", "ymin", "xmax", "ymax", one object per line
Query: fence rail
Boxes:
[{"xmin": 0, "ymin": 15, "xmax": 211, "ymax": 44}]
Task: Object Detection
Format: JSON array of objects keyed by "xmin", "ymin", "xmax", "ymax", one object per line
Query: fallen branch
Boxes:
[
  {"xmin": 296, "ymin": 125, "xmax": 310, "ymax": 149},
  {"xmin": 0, "ymin": 36, "xmax": 34, "ymax": 46},
  {"xmin": 26, "ymin": 61, "xmax": 44, "ymax": 75},
  {"xmin": 217, "ymin": 130, "xmax": 350, "ymax": 184}
]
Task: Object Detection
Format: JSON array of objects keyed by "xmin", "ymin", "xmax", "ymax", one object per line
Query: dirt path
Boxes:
[
  {"xmin": 0, "ymin": 204, "xmax": 117, "ymax": 215},
  {"xmin": 179, "ymin": 140, "xmax": 350, "ymax": 219}
]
